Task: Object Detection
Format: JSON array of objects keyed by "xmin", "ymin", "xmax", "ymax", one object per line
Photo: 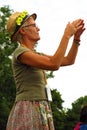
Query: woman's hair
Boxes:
[
  {"xmin": 16, "ymin": 22, "xmax": 28, "ymax": 42},
  {"xmin": 80, "ymin": 105, "xmax": 87, "ymax": 123}
]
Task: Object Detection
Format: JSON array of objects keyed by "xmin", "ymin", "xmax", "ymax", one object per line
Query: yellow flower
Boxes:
[
  {"xmin": 23, "ymin": 11, "xmax": 28, "ymax": 15},
  {"xmin": 20, "ymin": 12, "xmax": 26, "ymax": 18},
  {"xmin": 16, "ymin": 11, "xmax": 28, "ymax": 26},
  {"xmin": 16, "ymin": 17, "xmax": 23, "ymax": 25}
]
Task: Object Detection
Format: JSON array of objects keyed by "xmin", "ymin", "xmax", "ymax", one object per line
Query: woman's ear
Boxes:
[{"xmin": 19, "ymin": 28, "xmax": 25, "ymax": 34}]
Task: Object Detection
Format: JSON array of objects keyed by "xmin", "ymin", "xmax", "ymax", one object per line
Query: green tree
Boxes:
[
  {"xmin": 0, "ymin": 6, "xmax": 18, "ymax": 129},
  {"xmin": 0, "ymin": 92, "xmax": 10, "ymax": 129},
  {"xmin": 51, "ymin": 89, "xmax": 65, "ymax": 130}
]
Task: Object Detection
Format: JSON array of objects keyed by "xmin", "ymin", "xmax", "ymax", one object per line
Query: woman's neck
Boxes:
[{"xmin": 20, "ymin": 40, "xmax": 35, "ymax": 51}]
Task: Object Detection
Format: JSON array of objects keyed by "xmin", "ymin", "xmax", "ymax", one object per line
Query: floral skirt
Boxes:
[{"xmin": 6, "ymin": 100, "xmax": 55, "ymax": 130}]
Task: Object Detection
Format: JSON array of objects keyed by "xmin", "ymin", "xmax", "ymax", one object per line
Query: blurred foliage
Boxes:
[
  {"xmin": 0, "ymin": 6, "xmax": 17, "ymax": 130},
  {"xmin": 51, "ymin": 89, "xmax": 65, "ymax": 130}
]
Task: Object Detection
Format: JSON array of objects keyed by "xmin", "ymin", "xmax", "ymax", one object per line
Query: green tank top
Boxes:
[{"xmin": 12, "ymin": 46, "xmax": 47, "ymax": 102}]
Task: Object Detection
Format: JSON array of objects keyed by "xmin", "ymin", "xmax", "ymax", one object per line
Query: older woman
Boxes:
[{"xmin": 6, "ymin": 10, "xmax": 85, "ymax": 130}]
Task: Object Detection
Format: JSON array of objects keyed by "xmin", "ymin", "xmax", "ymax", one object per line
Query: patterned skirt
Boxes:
[{"xmin": 6, "ymin": 100, "xmax": 55, "ymax": 130}]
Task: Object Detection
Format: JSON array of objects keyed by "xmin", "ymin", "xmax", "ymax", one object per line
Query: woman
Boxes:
[{"xmin": 6, "ymin": 10, "xmax": 85, "ymax": 130}]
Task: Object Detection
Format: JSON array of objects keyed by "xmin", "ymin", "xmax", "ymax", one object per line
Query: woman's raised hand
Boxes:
[
  {"xmin": 74, "ymin": 20, "xmax": 85, "ymax": 42},
  {"xmin": 64, "ymin": 19, "xmax": 84, "ymax": 39}
]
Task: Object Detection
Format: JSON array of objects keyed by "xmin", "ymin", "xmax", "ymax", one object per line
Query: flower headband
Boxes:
[
  {"xmin": 14, "ymin": 11, "xmax": 28, "ymax": 33},
  {"xmin": 16, "ymin": 11, "xmax": 28, "ymax": 26},
  {"xmin": 10, "ymin": 10, "xmax": 37, "ymax": 42},
  {"xmin": 11, "ymin": 11, "xmax": 28, "ymax": 40}
]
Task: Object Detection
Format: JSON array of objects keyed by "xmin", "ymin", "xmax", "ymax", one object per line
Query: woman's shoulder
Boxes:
[
  {"xmin": 12, "ymin": 45, "xmax": 31, "ymax": 61},
  {"xmin": 15, "ymin": 45, "xmax": 30, "ymax": 52},
  {"xmin": 13, "ymin": 45, "xmax": 30, "ymax": 55}
]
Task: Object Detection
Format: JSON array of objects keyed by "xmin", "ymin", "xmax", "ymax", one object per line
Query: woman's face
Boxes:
[{"xmin": 22, "ymin": 17, "xmax": 40, "ymax": 42}]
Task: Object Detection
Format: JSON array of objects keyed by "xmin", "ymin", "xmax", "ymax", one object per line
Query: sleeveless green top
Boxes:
[{"xmin": 12, "ymin": 46, "xmax": 47, "ymax": 102}]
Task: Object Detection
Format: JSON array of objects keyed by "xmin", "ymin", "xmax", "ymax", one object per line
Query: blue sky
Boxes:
[{"xmin": 1, "ymin": 0, "xmax": 87, "ymax": 108}]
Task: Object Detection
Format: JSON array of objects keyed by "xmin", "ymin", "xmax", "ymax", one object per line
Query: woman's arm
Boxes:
[
  {"xmin": 61, "ymin": 20, "xmax": 85, "ymax": 66},
  {"xmin": 19, "ymin": 19, "xmax": 84, "ymax": 70}
]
